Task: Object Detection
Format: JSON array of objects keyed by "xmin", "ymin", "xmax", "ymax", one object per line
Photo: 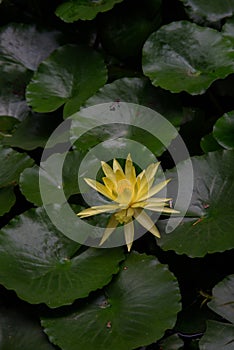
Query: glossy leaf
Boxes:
[
  {"xmin": 160, "ymin": 334, "xmax": 184, "ymax": 349},
  {"xmin": 213, "ymin": 111, "xmax": 234, "ymax": 150},
  {"xmin": 222, "ymin": 17, "xmax": 234, "ymax": 44},
  {"xmin": 55, "ymin": 0, "xmax": 124, "ymax": 22},
  {"xmin": 0, "ymin": 116, "xmax": 19, "ymax": 140},
  {"xmin": 42, "ymin": 252, "xmax": 181, "ymax": 350},
  {"xmin": 142, "ymin": 21, "xmax": 234, "ymax": 94},
  {"xmin": 208, "ymin": 275, "xmax": 234, "ymax": 323},
  {"xmin": 0, "ymin": 145, "xmax": 34, "ymax": 188},
  {"xmin": 0, "ymin": 23, "xmax": 63, "ymax": 71},
  {"xmin": 199, "ymin": 320, "xmax": 234, "ymax": 350},
  {"xmin": 157, "ymin": 150, "xmax": 234, "ymax": 257},
  {"xmin": 85, "ymin": 77, "xmax": 182, "ymax": 126},
  {"xmin": 0, "ymin": 186, "xmax": 15, "ymax": 216},
  {"xmin": 0, "ymin": 207, "xmax": 124, "ymax": 307},
  {"xmin": 0, "ymin": 304, "xmax": 56, "ymax": 350},
  {"xmin": 26, "ymin": 45, "xmax": 107, "ymax": 117},
  {"xmin": 200, "ymin": 133, "xmax": 222, "ymax": 153},
  {"xmin": 3, "ymin": 112, "xmax": 61, "ymax": 150},
  {"xmin": 180, "ymin": 0, "xmax": 234, "ymax": 23}
]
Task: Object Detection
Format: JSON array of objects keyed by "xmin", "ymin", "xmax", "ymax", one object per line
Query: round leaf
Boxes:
[
  {"xmin": 55, "ymin": 0, "xmax": 124, "ymax": 22},
  {"xmin": 0, "ymin": 207, "xmax": 124, "ymax": 307},
  {"xmin": 0, "ymin": 145, "xmax": 34, "ymax": 188},
  {"xmin": 208, "ymin": 274, "xmax": 234, "ymax": 323},
  {"xmin": 200, "ymin": 133, "xmax": 222, "ymax": 153},
  {"xmin": 0, "ymin": 23, "xmax": 63, "ymax": 71},
  {"xmin": 42, "ymin": 252, "xmax": 181, "ymax": 350},
  {"xmin": 199, "ymin": 320, "xmax": 234, "ymax": 350},
  {"xmin": 142, "ymin": 21, "xmax": 234, "ymax": 94},
  {"xmin": 213, "ymin": 111, "xmax": 234, "ymax": 150},
  {"xmin": 157, "ymin": 150, "xmax": 234, "ymax": 257},
  {"xmin": 26, "ymin": 45, "xmax": 107, "ymax": 117},
  {"xmin": 0, "ymin": 186, "xmax": 15, "ymax": 216},
  {"xmin": 180, "ymin": 0, "xmax": 234, "ymax": 23},
  {"xmin": 0, "ymin": 116, "xmax": 20, "ymax": 140}
]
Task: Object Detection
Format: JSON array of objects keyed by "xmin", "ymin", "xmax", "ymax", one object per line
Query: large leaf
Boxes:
[
  {"xmin": 142, "ymin": 21, "xmax": 234, "ymax": 95},
  {"xmin": 0, "ymin": 116, "xmax": 19, "ymax": 140},
  {"xmin": 42, "ymin": 252, "xmax": 181, "ymax": 350},
  {"xmin": 3, "ymin": 112, "xmax": 61, "ymax": 150},
  {"xmin": 85, "ymin": 77, "xmax": 182, "ymax": 126},
  {"xmin": 55, "ymin": 0, "xmax": 124, "ymax": 22},
  {"xmin": 0, "ymin": 304, "xmax": 56, "ymax": 350},
  {"xmin": 222, "ymin": 17, "xmax": 234, "ymax": 44},
  {"xmin": 213, "ymin": 111, "xmax": 234, "ymax": 150},
  {"xmin": 0, "ymin": 186, "xmax": 15, "ymax": 216},
  {"xmin": 0, "ymin": 207, "xmax": 124, "ymax": 307},
  {"xmin": 26, "ymin": 45, "xmax": 107, "ymax": 117},
  {"xmin": 0, "ymin": 23, "xmax": 63, "ymax": 71},
  {"xmin": 208, "ymin": 275, "xmax": 234, "ymax": 324},
  {"xmin": 0, "ymin": 145, "xmax": 34, "ymax": 188},
  {"xmin": 157, "ymin": 150, "xmax": 234, "ymax": 257},
  {"xmin": 19, "ymin": 151, "xmax": 82, "ymax": 206},
  {"xmin": 180, "ymin": 0, "xmax": 234, "ymax": 23},
  {"xmin": 199, "ymin": 320, "xmax": 234, "ymax": 350}
]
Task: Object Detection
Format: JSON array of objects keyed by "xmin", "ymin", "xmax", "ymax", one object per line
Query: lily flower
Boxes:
[{"xmin": 77, "ymin": 154, "xmax": 178, "ymax": 251}]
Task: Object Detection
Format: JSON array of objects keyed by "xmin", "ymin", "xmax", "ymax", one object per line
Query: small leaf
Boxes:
[
  {"xmin": 199, "ymin": 320, "xmax": 234, "ymax": 350},
  {"xmin": 0, "ymin": 145, "xmax": 34, "ymax": 188},
  {"xmin": 0, "ymin": 207, "xmax": 124, "ymax": 307},
  {"xmin": 26, "ymin": 45, "xmax": 107, "ymax": 117},
  {"xmin": 208, "ymin": 274, "xmax": 234, "ymax": 324},
  {"xmin": 142, "ymin": 21, "xmax": 234, "ymax": 94},
  {"xmin": 0, "ymin": 186, "xmax": 16, "ymax": 216},
  {"xmin": 213, "ymin": 111, "xmax": 234, "ymax": 150},
  {"xmin": 42, "ymin": 252, "xmax": 181, "ymax": 349},
  {"xmin": 55, "ymin": 0, "xmax": 124, "ymax": 22}
]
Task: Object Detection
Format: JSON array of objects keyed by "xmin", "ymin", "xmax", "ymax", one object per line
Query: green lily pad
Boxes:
[
  {"xmin": 160, "ymin": 334, "xmax": 184, "ymax": 349},
  {"xmin": 180, "ymin": 0, "xmax": 234, "ymax": 23},
  {"xmin": 0, "ymin": 145, "xmax": 34, "ymax": 188},
  {"xmin": 200, "ymin": 133, "xmax": 222, "ymax": 153},
  {"xmin": 42, "ymin": 252, "xmax": 181, "ymax": 350},
  {"xmin": 0, "ymin": 207, "xmax": 124, "ymax": 307},
  {"xmin": 85, "ymin": 77, "xmax": 182, "ymax": 126},
  {"xmin": 0, "ymin": 304, "xmax": 56, "ymax": 350},
  {"xmin": 0, "ymin": 116, "xmax": 19, "ymax": 140},
  {"xmin": 213, "ymin": 111, "xmax": 234, "ymax": 150},
  {"xmin": 0, "ymin": 186, "xmax": 15, "ymax": 216},
  {"xmin": 3, "ymin": 112, "xmax": 61, "ymax": 150},
  {"xmin": 157, "ymin": 150, "xmax": 234, "ymax": 257},
  {"xmin": 26, "ymin": 45, "xmax": 107, "ymax": 118},
  {"xmin": 19, "ymin": 151, "xmax": 82, "ymax": 206},
  {"xmin": 222, "ymin": 17, "xmax": 234, "ymax": 44},
  {"xmin": 199, "ymin": 320, "xmax": 234, "ymax": 350},
  {"xmin": 0, "ymin": 23, "xmax": 63, "ymax": 71},
  {"xmin": 55, "ymin": 0, "xmax": 124, "ymax": 22},
  {"xmin": 142, "ymin": 21, "xmax": 234, "ymax": 95},
  {"xmin": 208, "ymin": 275, "xmax": 234, "ymax": 323}
]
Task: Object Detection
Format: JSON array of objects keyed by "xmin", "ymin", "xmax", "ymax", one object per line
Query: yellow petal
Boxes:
[
  {"xmin": 99, "ymin": 214, "xmax": 118, "ymax": 246},
  {"xmin": 113, "ymin": 158, "xmax": 124, "ymax": 175},
  {"xmin": 103, "ymin": 177, "xmax": 116, "ymax": 194},
  {"xmin": 135, "ymin": 173, "xmax": 154, "ymax": 201},
  {"xmin": 84, "ymin": 178, "xmax": 115, "ymax": 200},
  {"xmin": 125, "ymin": 154, "xmax": 136, "ymax": 183},
  {"xmin": 134, "ymin": 208, "xmax": 161, "ymax": 238},
  {"xmin": 124, "ymin": 219, "xmax": 134, "ymax": 252},
  {"xmin": 140, "ymin": 179, "xmax": 171, "ymax": 201},
  {"xmin": 145, "ymin": 162, "xmax": 160, "ymax": 183},
  {"xmin": 77, "ymin": 204, "xmax": 119, "ymax": 218},
  {"xmin": 101, "ymin": 161, "xmax": 116, "ymax": 183}
]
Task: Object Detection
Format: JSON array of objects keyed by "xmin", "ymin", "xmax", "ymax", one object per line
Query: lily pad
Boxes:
[
  {"xmin": 42, "ymin": 252, "xmax": 181, "ymax": 350},
  {"xmin": 180, "ymin": 0, "xmax": 234, "ymax": 23},
  {"xmin": 55, "ymin": 0, "xmax": 124, "ymax": 22},
  {"xmin": 0, "ymin": 145, "xmax": 34, "ymax": 188},
  {"xmin": 213, "ymin": 111, "xmax": 234, "ymax": 150},
  {"xmin": 85, "ymin": 77, "xmax": 182, "ymax": 126},
  {"xmin": 19, "ymin": 151, "xmax": 82, "ymax": 206},
  {"xmin": 0, "ymin": 23, "xmax": 63, "ymax": 71},
  {"xmin": 208, "ymin": 275, "xmax": 234, "ymax": 323},
  {"xmin": 0, "ymin": 304, "xmax": 56, "ymax": 350},
  {"xmin": 26, "ymin": 44, "xmax": 107, "ymax": 117},
  {"xmin": 222, "ymin": 17, "xmax": 234, "ymax": 44},
  {"xmin": 142, "ymin": 21, "xmax": 234, "ymax": 94},
  {"xmin": 0, "ymin": 116, "xmax": 19, "ymax": 140},
  {"xmin": 199, "ymin": 320, "xmax": 234, "ymax": 350},
  {"xmin": 0, "ymin": 186, "xmax": 15, "ymax": 216},
  {"xmin": 200, "ymin": 133, "xmax": 222, "ymax": 153},
  {"xmin": 157, "ymin": 150, "xmax": 234, "ymax": 257},
  {"xmin": 0, "ymin": 207, "xmax": 124, "ymax": 307},
  {"xmin": 3, "ymin": 112, "xmax": 62, "ymax": 150}
]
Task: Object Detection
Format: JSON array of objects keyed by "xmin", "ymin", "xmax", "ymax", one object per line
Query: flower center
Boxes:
[
  {"xmin": 115, "ymin": 208, "xmax": 134, "ymax": 224},
  {"xmin": 115, "ymin": 179, "xmax": 133, "ymax": 204}
]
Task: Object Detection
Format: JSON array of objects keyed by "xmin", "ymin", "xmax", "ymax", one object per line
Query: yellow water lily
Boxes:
[{"xmin": 77, "ymin": 154, "xmax": 178, "ymax": 251}]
